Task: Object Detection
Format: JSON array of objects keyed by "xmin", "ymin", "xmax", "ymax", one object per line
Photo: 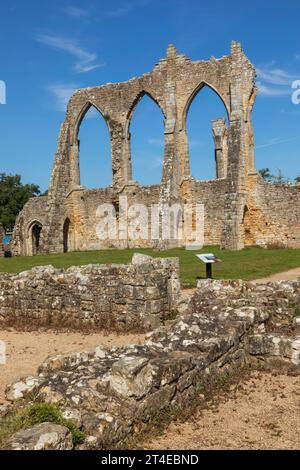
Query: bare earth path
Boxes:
[
  {"xmin": 0, "ymin": 330, "xmax": 144, "ymax": 404},
  {"xmin": 253, "ymin": 266, "xmax": 300, "ymax": 283},
  {"xmin": 144, "ymin": 371, "xmax": 300, "ymax": 450}
]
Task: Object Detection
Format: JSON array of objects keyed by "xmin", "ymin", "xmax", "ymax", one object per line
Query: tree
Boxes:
[
  {"xmin": 295, "ymin": 176, "xmax": 300, "ymax": 184},
  {"xmin": 0, "ymin": 173, "xmax": 40, "ymax": 231},
  {"xmin": 258, "ymin": 168, "xmax": 272, "ymax": 181}
]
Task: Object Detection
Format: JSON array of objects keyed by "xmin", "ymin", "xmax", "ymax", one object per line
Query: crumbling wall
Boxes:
[
  {"xmin": 0, "ymin": 254, "xmax": 180, "ymax": 331},
  {"xmin": 244, "ymin": 175, "xmax": 300, "ymax": 248},
  {"xmin": 5, "ymin": 278, "xmax": 300, "ymax": 450},
  {"xmin": 0, "ymin": 225, "xmax": 4, "ymax": 257},
  {"xmin": 12, "ymin": 42, "xmax": 300, "ymax": 255}
]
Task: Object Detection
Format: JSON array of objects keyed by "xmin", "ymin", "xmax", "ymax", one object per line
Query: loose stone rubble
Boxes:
[
  {"xmin": 8, "ymin": 423, "xmax": 73, "ymax": 450},
  {"xmin": 4, "ymin": 277, "xmax": 299, "ymax": 450}
]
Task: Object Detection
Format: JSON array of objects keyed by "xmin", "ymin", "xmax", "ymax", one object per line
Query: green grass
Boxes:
[
  {"xmin": 0, "ymin": 246, "xmax": 300, "ymax": 287},
  {"xmin": 0, "ymin": 402, "xmax": 85, "ymax": 449}
]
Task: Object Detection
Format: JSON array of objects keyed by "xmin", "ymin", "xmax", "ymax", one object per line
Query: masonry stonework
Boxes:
[
  {"xmin": 12, "ymin": 42, "xmax": 300, "ymax": 255},
  {"xmin": 0, "ymin": 254, "xmax": 180, "ymax": 331}
]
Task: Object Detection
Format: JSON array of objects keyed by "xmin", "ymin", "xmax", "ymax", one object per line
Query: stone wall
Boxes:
[
  {"xmin": 4, "ymin": 278, "xmax": 300, "ymax": 450},
  {"xmin": 0, "ymin": 225, "xmax": 4, "ymax": 257},
  {"xmin": 11, "ymin": 42, "xmax": 300, "ymax": 255},
  {"xmin": 0, "ymin": 254, "xmax": 180, "ymax": 331}
]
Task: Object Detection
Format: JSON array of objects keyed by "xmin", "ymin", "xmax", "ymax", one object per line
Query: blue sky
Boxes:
[{"xmin": 0, "ymin": 0, "xmax": 300, "ymax": 191}]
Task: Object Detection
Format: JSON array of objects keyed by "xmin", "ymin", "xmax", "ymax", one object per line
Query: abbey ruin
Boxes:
[{"xmin": 12, "ymin": 42, "xmax": 300, "ymax": 255}]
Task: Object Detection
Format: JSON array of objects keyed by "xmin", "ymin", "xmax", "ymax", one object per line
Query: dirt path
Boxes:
[
  {"xmin": 144, "ymin": 371, "xmax": 300, "ymax": 450},
  {"xmin": 0, "ymin": 330, "xmax": 144, "ymax": 404},
  {"xmin": 253, "ymin": 267, "xmax": 300, "ymax": 283}
]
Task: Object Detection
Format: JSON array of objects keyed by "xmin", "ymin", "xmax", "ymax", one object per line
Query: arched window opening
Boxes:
[
  {"xmin": 63, "ymin": 218, "xmax": 71, "ymax": 253},
  {"xmin": 30, "ymin": 222, "xmax": 42, "ymax": 255},
  {"xmin": 129, "ymin": 94, "xmax": 164, "ymax": 186},
  {"xmin": 186, "ymin": 85, "xmax": 228, "ymax": 181},
  {"xmin": 77, "ymin": 105, "xmax": 111, "ymax": 189}
]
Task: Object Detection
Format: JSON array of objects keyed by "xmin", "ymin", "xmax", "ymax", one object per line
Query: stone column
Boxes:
[
  {"xmin": 221, "ymin": 42, "xmax": 249, "ymax": 250},
  {"xmin": 212, "ymin": 118, "xmax": 228, "ymax": 179}
]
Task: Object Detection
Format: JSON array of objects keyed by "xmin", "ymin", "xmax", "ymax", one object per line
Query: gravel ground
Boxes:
[
  {"xmin": 0, "ymin": 329, "xmax": 145, "ymax": 404},
  {"xmin": 144, "ymin": 371, "xmax": 300, "ymax": 450}
]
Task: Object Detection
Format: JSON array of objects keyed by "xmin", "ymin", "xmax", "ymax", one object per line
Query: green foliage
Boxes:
[
  {"xmin": 23, "ymin": 403, "xmax": 85, "ymax": 446},
  {"xmin": 0, "ymin": 173, "xmax": 40, "ymax": 231},
  {"xmin": 259, "ymin": 168, "xmax": 299, "ymax": 185},
  {"xmin": 259, "ymin": 168, "xmax": 272, "ymax": 181}
]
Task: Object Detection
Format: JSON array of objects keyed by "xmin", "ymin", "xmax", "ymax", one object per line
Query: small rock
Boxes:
[{"xmin": 8, "ymin": 423, "xmax": 73, "ymax": 450}]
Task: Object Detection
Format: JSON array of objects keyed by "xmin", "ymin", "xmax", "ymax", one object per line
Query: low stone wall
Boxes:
[
  {"xmin": 4, "ymin": 279, "xmax": 300, "ymax": 450},
  {"xmin": 0, "ymin": 254, "xmax": 180, "ymax": 331},
  {"xmin": 0, "ymin": 225, "xmax": 4, "ymax": 257}
]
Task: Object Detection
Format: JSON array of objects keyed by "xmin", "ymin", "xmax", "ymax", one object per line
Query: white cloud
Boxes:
[
  {"xmin": 256, "ymin": 64, "xmax": 299, "ymax": 98},
  {"xmin": 36, "ymin": 34, "xmax": 104, "ymax": 73},
  {"xmin": 47, "ymin": 84, "xmax": 78, "ymax": 111},
  {"xmin": 105, "ymin": 4, "xmax": 133, "ymax": 18},
  {"xmin": 63, "ymin": 6, "xmax": 89, "ymax": 19},
  {"xmin": 257, "ymin": 82, "xmax": 291, "ymax": 97},
  {"xmin": 255, "ymin": 136, "xmax": 299, "ymax": 149}
]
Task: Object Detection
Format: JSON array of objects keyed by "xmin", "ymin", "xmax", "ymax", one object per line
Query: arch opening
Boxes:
[
  {"xmin": 29, "ymin": 222, "xmax": 42, "ymax": 256},
  {"xmin": 128, "ymin": 93, "xmax": 165, "ymax": 186},
  {"xmin": 63, "ymin": 218, "xmax": 71, "ymax": 253},
  {"xmin": 185, "ymin": 83, "xmax": 229, "ymax": 181},
  {"xmin": 76, "ymin": 103, "xmax": 112, "ymax": 189}
]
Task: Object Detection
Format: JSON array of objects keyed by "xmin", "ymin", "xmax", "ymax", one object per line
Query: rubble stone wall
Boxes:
[
  {"xmin": 0, "ymin": 255, "xmax": 180, "ymax": 331},
  {"xmin": 4, "ymin": 278, "xmax": 300, "ymax": 450}
]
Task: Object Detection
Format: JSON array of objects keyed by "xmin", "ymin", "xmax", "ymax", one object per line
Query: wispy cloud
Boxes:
[
  {"xmin": 148, "ymin": 138, "xmax": 164, "ymax": 146},
  {"xmin": 257, "ymin": 64, "xmax": 299, "ymax": 98},
  {"xmin": 104, "ymin": 4, "xmax": 133, "ymax": 18},
  {"xmin": 36, "ymin": 34, "xmax": 104, "ymax": 73},
  {"xmin": 47, "ymin": 83, "xmax": 78, "ymax": 111},
  {"xmin": 255, "ymin": 136, "xmax": 299, "ymax": 149},
  {"xmin": 63, "ymin": 6, "xmax": 89, "ymax": 19}
]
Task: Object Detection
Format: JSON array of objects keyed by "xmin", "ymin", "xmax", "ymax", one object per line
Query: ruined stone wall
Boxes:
[
  {"xmin": 243, "ymin": 175, "xmax": 300, "ymax": 248},
  {"xmin": 0, "ymin": 225, "xmax": 4, "ymax": 257},
  {"xmin": 0, "ymin": 254, "xmax": 180, "ymax": 331},
  {"xmin": 5, "ymin": 278, "xmax": 300, "ymax": 450},
  {"xmin": 12, "ymin": 196, "xmax": 48, "ymax": 256},
  {"xmin": 12, "ymin": 42, "xmax": 300, "ymax": 255}
]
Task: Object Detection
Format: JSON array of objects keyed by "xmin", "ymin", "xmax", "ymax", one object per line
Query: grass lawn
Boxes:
[{"xmin": 1, "ymin": 246, "xmax": 300, "ymax": 287}]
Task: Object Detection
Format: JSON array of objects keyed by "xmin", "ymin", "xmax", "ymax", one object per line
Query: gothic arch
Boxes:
[
  {"xmin": 182, "ymin": 81, "xmax": 229, "ymax": 131},
  {"xmin": 74, "ymin": 101, "xmax": 111, "ymax": 143},
  {"xmin": 124, "ymin": 91, "xmax": 165, "ymax": 185},
  {"xmin": 27, "ymin": 220, "xmax": 43, "ymax": 256},
  {"xmin": 71, "ymin": 101, "xmax": 112, "ymax": 188},
  {"xmin": 126, "ymin": 90, "xmax": 166, "ymax": 134}
]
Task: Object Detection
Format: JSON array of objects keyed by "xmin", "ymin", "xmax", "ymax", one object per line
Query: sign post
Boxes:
[{"xmin": 196, "ymin": 253, "xmax": 221, "ymax": 279}]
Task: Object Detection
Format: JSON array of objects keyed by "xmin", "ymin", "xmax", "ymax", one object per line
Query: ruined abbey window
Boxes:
[
  {"xmin": 129, "ymin": 94, "xmax": 164, "ymax": 186},
  {"xmin": 186, "ymin": 84, "xmax": 228, "ymax": 181},
  {"xmin": 77, "ymin": 105, "xmax": 111, "ymax": 189}
]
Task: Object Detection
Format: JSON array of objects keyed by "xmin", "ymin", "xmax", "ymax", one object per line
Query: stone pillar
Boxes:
[
  {"xmin": 221, "ymin": 42, "xmax": 249, "ymax": 250},
  {"xmin": 110, "ymin": 122, "xmax": 128, "ymax": 191},
  {"xmin": 161, "ymin": 45, "xmax": 180, "ymax": 200},
  {"xmin": 212, "ymin": 118, "xmax": 228, "ymax": 179},
  {"xmin": 70, "ymin": 139, "xmax": 80, "ymax": 188}
]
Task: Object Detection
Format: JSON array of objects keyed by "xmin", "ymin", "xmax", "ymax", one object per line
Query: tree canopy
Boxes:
[
  {"xmin": 0, "ymin": 173, "xmax": 40, "ymax": 231},
  {"xmin": 259, "ymin": 168, "xmax": 300, "ymax": 185}
]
